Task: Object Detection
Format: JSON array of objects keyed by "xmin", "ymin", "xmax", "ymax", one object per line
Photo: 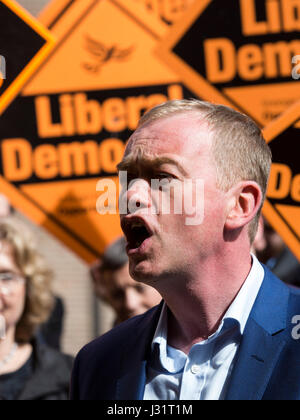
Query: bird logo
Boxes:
[{"xmin": 82, "ymin": 35, "xmax": 134, "ymax": 73}]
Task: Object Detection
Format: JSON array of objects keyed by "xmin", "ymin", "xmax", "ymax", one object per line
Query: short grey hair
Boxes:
[{"xmin": 138, "ymin": 99, "xmax": 272, "ymax": 243}]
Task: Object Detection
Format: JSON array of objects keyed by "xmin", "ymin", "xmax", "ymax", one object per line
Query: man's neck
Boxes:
[{"xmin": 159, "ymin": 251, "xmax": 253, "ymax": 354}]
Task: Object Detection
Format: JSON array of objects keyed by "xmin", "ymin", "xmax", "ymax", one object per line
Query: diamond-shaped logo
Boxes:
[
  {"xmin": 0, "ymin": 0, "xmax": 55, "ymax": 115},
  {"xmin": 156, "ymin": 0, "xmax": 300, "ymax": 127},
  {"xmin": 0, "ymin": 0, "xmax": 191, "ymax": 263}
]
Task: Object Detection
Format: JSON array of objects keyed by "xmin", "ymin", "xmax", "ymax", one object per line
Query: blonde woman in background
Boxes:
[{"xmin": 0, "ymin": 220, "xmax": 73, "ymax": 400}]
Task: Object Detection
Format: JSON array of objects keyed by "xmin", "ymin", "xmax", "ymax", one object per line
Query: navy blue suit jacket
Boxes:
[{"xmin": 71, "ymin": 266, "xmax": 300, "ymax": 400}]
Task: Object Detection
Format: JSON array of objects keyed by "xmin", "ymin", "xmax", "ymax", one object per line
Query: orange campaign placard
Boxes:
[
  {"xmin": 119, "ymin": 0, "xmax": 195, "ymax": 27},
  {"xmin": 38, "ymin": 0, "xmax": 74, "ymax": 28},
  {"xmin": 263, "ymin": 102, "xmax": 300, "ymax": 261},
  {"xmin": 39, "ymin": 0, "xmax": 196, "ymax": 30},
  {"xmin": 0, "ymin": 0, "xmax": 55, "ymax": 115},
  {"xmin": 38, "ymin": 0, "xmax": 196, "ymax": 44},
  {"xmin": 0, "ymin": 0, "xmax": 192, "ymax": 263},
  {"xmin": 155, "ymin": 0, "xmax": 300, "ymax": 127}
]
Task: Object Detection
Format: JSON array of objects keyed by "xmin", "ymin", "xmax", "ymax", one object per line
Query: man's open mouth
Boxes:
[{"xmin": 121, "ymin": 217, "xmax": 153, "ymax": 250}]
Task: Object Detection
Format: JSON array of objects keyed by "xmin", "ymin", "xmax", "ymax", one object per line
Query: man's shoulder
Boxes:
[
  {"xmin": 71, "ymin": 303, "xmax": 162, "ymax": 400},
  {"xmin": 263, "ymin": 263, "xmax": 300, "ymax": 297},
  {"xmin": 76, "ymin": 303, "xmax": 162, "ymax": 363},
  {"xmin": 286, "ymin": 280, "xmax": 300, "ymax": 309},
  {"xmin": 260, "ymin": 264, "xmax": 300, "ymax": 326}
]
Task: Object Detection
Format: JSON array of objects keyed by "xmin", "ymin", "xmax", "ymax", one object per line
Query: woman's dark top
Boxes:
[
  {"xmin": 0, "ymin": 354, "xmax": 34, "ymax": 400},
  {"xmin": 0, "ymin": 339, "xmax": 73, "ymax": 400}
]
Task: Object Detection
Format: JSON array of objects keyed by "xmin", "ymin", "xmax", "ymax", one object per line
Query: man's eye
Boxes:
[{"xmin": 156, "ymin": 173, "xmax": 174, "ymax": 180}]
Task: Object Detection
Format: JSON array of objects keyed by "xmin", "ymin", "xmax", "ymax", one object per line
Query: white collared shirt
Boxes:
[{"xmin": 144, "ymin": 254, "xmax": 265, "ymax": 400}]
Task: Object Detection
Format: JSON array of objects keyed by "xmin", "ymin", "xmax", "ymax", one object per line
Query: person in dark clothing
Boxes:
[
  {"xmin": 0, "ymin": 220, "xmax": 73, "ymax": 400},
  {"xmin": 253, "ymin": 217, "xmax": 300, "ymax": 287},
  {"xmin": 0, "ymin": 195, "xmax": 66, "ymax": 351},
  {"xmin": 91, "ymin": 237, "xmax": 162, "ymax": 326},
  {"xmin": 0, "ymin": 338, "xmax": 73, "ymax": 400}
]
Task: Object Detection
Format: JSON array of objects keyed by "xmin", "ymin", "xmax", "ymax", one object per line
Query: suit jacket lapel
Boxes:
[
  {"xmin": 225, "ymin": 319, "xmax": 287, "ymax": 400},
  {"xmin": 226, "ymin": 268, "xmax": 289, "ymax": 400},
  {"xmin": 116, "ymin": 302, "xmax": 163, "ymax": 400},
  {"xmin": 115, "ymin": 268, "xmax": 290, "ymax": 400}
]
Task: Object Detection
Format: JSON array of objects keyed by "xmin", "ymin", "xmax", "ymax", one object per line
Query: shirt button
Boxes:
[{"xmin": 191, "ymin": 364, "xmax": 201, "ymax": 374}]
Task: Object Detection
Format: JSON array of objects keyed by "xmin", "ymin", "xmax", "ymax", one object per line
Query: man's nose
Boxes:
[{"xmin": 124, "ymin": 178, "xmax": 152, "ymax": 214}]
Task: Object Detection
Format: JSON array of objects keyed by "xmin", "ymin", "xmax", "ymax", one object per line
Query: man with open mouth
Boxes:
[{"xmin": 71, "ymin": 99, "xmax": 300, "ymax": 401}]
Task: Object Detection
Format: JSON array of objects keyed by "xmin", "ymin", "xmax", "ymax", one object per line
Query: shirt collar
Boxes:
[
  {"xmin": 223, "ymin": 253, "xmax": 264, "ymax": 335},
  {"xmin": 151, "ymin": 254, "xmax": 265, "ymax": 370}
]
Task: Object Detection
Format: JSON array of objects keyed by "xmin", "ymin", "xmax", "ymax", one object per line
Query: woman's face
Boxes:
[{"xmin": 0, "ymin": 241, "xmax": 26, "ymax": 336}]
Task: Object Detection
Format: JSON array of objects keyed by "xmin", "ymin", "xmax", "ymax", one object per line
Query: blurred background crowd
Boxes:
[{"xmin": 0, "ymin": 188, "xmax": 299, "ymax": 399}]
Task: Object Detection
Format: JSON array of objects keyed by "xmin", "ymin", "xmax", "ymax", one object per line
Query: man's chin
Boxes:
[{"xmin": 129, "ymin": 259, "xmax": 157, "ymax": 283}]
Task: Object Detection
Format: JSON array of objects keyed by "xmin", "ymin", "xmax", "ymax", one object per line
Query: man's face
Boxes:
[
  {"xmin": 119, "ymin": 113, "xmax": 228, "ymax": 286},
  {"xmin": 102, "ymin": 264, "xmax": 162, "ymax": 323}
]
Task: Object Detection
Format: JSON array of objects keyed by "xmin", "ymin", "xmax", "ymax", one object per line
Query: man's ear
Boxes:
[{"xmin": 224, "ymin": 181, "xmax": 263, "ymax": 232}]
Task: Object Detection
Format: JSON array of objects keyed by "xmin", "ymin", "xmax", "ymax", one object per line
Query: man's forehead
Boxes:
[
  {"xmin": 127, "ymin": 131, "xmax": 184, "ymax": 155},
  {"xmin": 123, "ymin": 130, "xmax": 186, "ymax": 170},
  {"xmin": 127, "ymin": 114, "xmax": 212, "ymax": 155}
]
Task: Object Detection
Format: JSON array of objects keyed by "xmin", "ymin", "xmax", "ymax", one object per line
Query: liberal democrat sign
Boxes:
[
  {"xmin": 0, "ymin": 0, "xmax": 191, "ymax": 263},
  {"xmin": 0, "ymin": 0, "xmax": 55, "ymax": 115},
  {"xmin": 156, "ymin": 0, "xmax": 300, "ymax": 126}
]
